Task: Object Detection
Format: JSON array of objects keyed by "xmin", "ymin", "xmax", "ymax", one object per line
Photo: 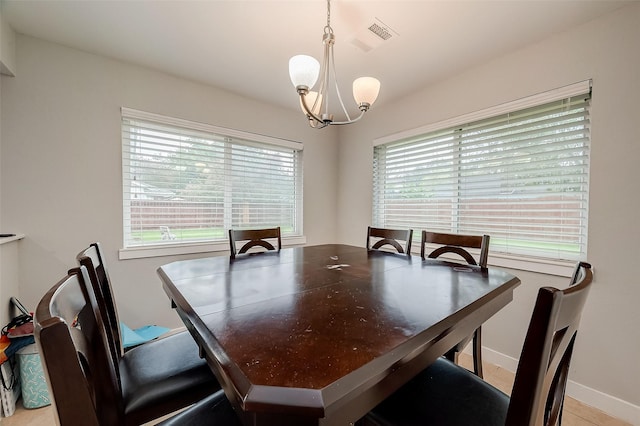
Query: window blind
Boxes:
[
  {"xmin": 122, "ymin": 109, "xmax": 303, "ymax": 248},
  {"xmin": 373, "ymin": 88, "xmax": 591, "ymax": 261}
]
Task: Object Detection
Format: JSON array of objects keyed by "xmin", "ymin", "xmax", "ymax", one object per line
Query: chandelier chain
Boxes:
[{"xmin": 325, "ymin": 0, "xmax": 333, "ymax": 35}]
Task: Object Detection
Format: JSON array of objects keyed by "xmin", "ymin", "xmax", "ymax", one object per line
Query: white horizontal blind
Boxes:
[
  {"xmin": 122, "ymin": 110, "xmax": 302, "ymax": 248},
  {"xmin": 373, "ymin": 90, "xmax": 591, "ymax": 261}
]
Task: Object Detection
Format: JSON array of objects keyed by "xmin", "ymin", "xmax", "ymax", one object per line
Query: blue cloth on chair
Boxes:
[{"xmin": 121, "ymin": 323, "xmax": 170, "ymax": 348}]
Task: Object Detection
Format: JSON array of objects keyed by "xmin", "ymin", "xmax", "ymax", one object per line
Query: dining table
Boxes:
[{"xmin": 158, "ymin": 244, "xmax": 520, "ymax": 425}]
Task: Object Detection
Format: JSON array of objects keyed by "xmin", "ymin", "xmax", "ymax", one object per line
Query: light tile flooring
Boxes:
[{"xmin": 2, "ymin": 354, "xmax": 632, "ymax": 425}]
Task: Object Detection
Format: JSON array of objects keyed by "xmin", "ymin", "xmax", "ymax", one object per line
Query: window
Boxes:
[
  {"xmin": 373, "ymin": 81, "xmax": 591, "ymax": 262},
  {"xmin": 121, "ymin": 108, "xmax": 303, "ymax": 250}
]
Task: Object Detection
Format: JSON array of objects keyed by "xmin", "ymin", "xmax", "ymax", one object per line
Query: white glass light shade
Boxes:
[
  {"xmin": 353, "ymin": 77, "xmax": 381, "ymax": 106},
  {"xmin": 300, "ymin": 91, "xmax": 323, "ymax": 116},
  {"xmin": 289, "ymin": 55, "xmax": 320, "ymax": 89}
]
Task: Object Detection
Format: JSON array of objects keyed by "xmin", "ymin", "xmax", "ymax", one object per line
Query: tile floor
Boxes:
[{"xmin": 2, "ymin": 353, "xmax": 632, "ymax": 425}]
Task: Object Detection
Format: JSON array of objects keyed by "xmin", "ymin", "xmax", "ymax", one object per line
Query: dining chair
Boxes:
[
  {"xmin": 34, "ymin": 266, "xmax": 240, "ymax": 426},
  {"xmin": 228, "ymin": 227, "xmax": 281, "ymax": 258},
  {"xmin": 76, "ymin": 243, "xmax": 221, "ymax": 424},
  {"xmin": 364, "ymin": 261, "xmax": 593, "ymax": 426},
  {"xmin": 420, "ymin": 230, "xmax": 490, "ymax": 377},
  {"xmin": 366, "ymin": 226, "xmax": 414, "ymax": 254},
  {"xmin": 420, "ymin": 230, "xmax": 490, "ymax": 267},
  {"xmin": 156, "ymin": 389, "xmax": 241, "ymax": 426}
]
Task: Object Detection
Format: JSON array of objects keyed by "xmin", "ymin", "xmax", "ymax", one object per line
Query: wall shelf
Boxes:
[{"xmin": 0, "ymin": 234, "xmax": 24, "ymax": 245}]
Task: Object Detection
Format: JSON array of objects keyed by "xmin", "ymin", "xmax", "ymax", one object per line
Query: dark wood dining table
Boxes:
[{"xmin": 158, "ymin": 244, "xmax": 520, "ymax": 426}]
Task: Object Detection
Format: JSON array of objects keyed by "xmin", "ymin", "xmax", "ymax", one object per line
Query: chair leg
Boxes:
[{"xmin": 472, "ymin": 327, "xmax": 483, "ymax": 378}]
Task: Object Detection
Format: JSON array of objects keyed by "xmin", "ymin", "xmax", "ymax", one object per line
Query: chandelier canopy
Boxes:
[{"xmin": 288, "ymin": 0, "xmax": 381, "ymax": 129}]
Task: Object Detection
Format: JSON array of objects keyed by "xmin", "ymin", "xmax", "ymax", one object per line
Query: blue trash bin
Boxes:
[{"xmin": 17, "ymin": 344, "xmax": 50, "ymax": 409}]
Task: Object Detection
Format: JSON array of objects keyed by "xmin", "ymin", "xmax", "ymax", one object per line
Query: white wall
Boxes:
[
  {"xmin": 337, "ymin": 2, "xmax": 640, "ymax": 420},
  {"xmin": 0, "ymin": 76, "xmax": 3, "ymax": 325},
  {"xmin": 0, "ymin": 4, "xmax": 9, "ymax": 325},
  {"xmin": 0, "ymin": 35, "xmax": 339, "ymax": 329},
  {"xmin": 0, "ymin": 2, "xmax": 16, "ymax": 76}
]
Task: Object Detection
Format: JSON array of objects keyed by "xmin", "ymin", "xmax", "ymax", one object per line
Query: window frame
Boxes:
[
  {"xmin": 119, "ymin": 108, "xmax": 305, "ymax": 260},
  {"xmin": 372, "ymin": 81, "xmax": 592, "ymax": 277}
]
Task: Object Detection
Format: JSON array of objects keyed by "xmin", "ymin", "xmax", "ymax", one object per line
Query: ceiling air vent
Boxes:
[
  {"xmin": 368, "ymin": 22, "xmax": 393, "ymax": 41},
  {"xmin": 351, "ymin": 18, "xmax": 398, "ymax": 52}
]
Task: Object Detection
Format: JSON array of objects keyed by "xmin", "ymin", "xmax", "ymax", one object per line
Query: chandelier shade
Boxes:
[
  {"xmin": 353, "ymin": 77, "xmax": 381, "ymax": 108},
  {"xmin": 288, "ymin": 0, "xmax": 380, "ymax": 129},
  {"xmin": 289, "ymin": 55, "xmax": 320, "ymax": 90}
]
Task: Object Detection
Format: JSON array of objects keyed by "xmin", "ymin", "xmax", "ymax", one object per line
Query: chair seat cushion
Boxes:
[
  {"xmin": 120, "ymin": 330, "xmax": 221, "ymax": 424},
  {"xmin": 158, "ymin": 389, "xmax": 242, "ymax": 426},
  {"xmin": 366, "ymin": 357, "xmax": 509, "ymax": 426}
]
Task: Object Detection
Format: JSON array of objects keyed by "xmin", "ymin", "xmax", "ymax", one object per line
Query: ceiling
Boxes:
[{"xmin": 1, "ymin": 0, "xmax": 631, "ymax": 114}]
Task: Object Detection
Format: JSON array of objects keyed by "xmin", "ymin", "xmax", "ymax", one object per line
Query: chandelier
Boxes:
[{"xmin": 288, "ymin": 0, "xmax": 381, "ymax": 129}]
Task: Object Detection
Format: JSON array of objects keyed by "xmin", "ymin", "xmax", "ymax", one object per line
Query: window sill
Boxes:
[
  {"xmin": 120, "ymin": 237, "xmax": 578, "ymax": 277},
  {"xmin": 415, "ymin": 243, "xmax": 579, "ymax": 277},
  {"xmin": 486, "ymin": 252, "xmax": 579, "ymax": 277},
  {"xmin": 119, "ymin": 236, "xmax": 307, "ymax": 260},
  {"xmin": 417, "ymin": 249, "xmax": 579, "ymax": 277}
]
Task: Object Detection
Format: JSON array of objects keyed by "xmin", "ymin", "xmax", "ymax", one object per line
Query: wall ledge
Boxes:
[{"xmin": 0, "ymin": 234, "xmax": 24, "ymax": 245}]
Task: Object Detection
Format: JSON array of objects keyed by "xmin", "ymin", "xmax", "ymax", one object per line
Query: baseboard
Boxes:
[
  {"xmin": 566, "ymin": 380, "xmax": 640, "ymax": 425},
  {"xmin": 165, "ymin": 326, "xmax": 188, "ymax": 336},
  {"xmin": 479, "ymin": 347, "xmax": 640, "ymax": 425},
  {"xmin": 480, "ymin": 346, "xmax": 519, "ymax": 372}
]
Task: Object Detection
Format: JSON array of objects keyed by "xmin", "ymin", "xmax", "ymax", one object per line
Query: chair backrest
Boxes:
[
  {"xmin": 34, "ymin": 266, "xmax": 123, "ymax": 426},
  {"xmin": 569, "ymin": 260, "xmax": 589, "ymax": 286},
  {"xmin": 506, "ymin": 262, "xmax": 593, "ymax": 426},
  {"xmin": 77, "ymin": 243, "xmax": 123, "ymax": 363},
  {"xmin": 421, "ymin": 231, "xmax": 490, "ymax": 267},
  {"xmin": 366, "ymin": 227, "xmax": 413, "ymax": 254},
  {"xmin": 229, "ymin": 227, "xmax": 281, "ymax": 259}
]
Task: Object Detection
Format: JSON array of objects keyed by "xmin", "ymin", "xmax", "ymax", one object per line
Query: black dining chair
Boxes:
[
  {"xmin": 156, "ymin": 390, "xmax": 242, "ymax": 426},
  {"xmin": 364, "ymin": 262, "xmax": 593, "ymax": 426},
  {"xmin": 34, "ymin": 266, "xmax": 240, "ymax": 426},
  {"xmin": 367, "ymin": 226, "xmax": 414, "ymax": 255},
  {"xmin": 76, "ymin": 243, "xmax": 221, "ymax": 424},
  {"xmin": 228, "ymin": 227, "xmax": 281, "ymax": 258},
  {"xmin": 421, "ymin": 230, "xmax": 490, "ymax": 377}
]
